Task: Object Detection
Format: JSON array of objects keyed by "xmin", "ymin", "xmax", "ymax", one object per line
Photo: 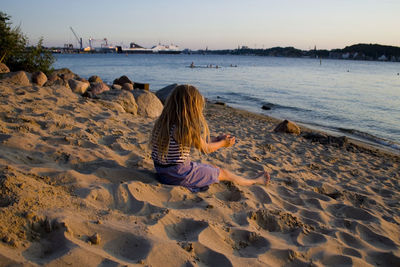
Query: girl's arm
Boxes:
[{"xmin": 201, "ymin": 134, "xmax": 235, "ymax": 153}]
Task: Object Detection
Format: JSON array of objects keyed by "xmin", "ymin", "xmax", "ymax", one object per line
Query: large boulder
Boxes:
[
  {"xmin": 88, "ymin": 82, "xmax": 110, "ymax": 96},
  {"xmin": 274, "ymin": 120, "xmax": 301, "ymax": 135},
  {"xmin": 122, "ymin": 83, "xmax": 133, "ymax": 91},
  {"xmin": 113, "ymin": 75, "xmax": 133, "ymax": 86},
  {"xmin": 88, "ymin": 75, "xmax": 102, "ymax": 83},
  {"xmin": 303, "ymin": 132, "xmax": 348, "ymax": 147},
  {"xmin": 112, "ymin": 84, "xmax": 122, "ymax": 90},
  {"xmin": 52, "ymin": 68, "xmax": 75, "ymax": 77},
  {"xmin": 60, "ymin": 72, "xmax": 75, "ymax": 81},
  {"xmin": 52, "ymin": 68, "xmax": 79, "ymax": 82},
  {"xmin": 98, "ymin": 90, "xmax": 138, "ymax": 115},
  {"xmin": 132, "ymin": 90, "xmax": 163, "ymax": 118},
  {"xmin": 155, "ymin": 83, "xmax": 178, "ymax": 104},
  {"xmin": 0, "ymin": 63, "xmax": 10, "ymax": 73},
  {"xmin": 68, "ymin": 79, "xmax": 89, "ymax": 94},
  {"xmin": 31, "ymin": 71, "xmax": 47, "ymax": 86},
  {"xmin": 46, "ymin": 73, "xmax": 61, "ymax": 83},
  {"xmin": 76, "ymin": 77, "xmax": 89, "ymax": 83},
  {"xmin": 45, "ymin": 75, "xmax": 70, "ymax": 88},
  {"xmin": 0, "ymin": 71, "xmax": 31, "ymax": 86}
]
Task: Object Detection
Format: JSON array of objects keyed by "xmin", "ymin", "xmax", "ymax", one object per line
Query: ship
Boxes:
[
  {"xmin": 151, "ymin": 43, "xmax": 182, "ymax": 54},
  {"xmin": 117, "ymin": 42, "xmax": 182, "ymax": 54},
  {"xmin": 117, "ymin": 42, "xmax": 153, "ymax": 54}
]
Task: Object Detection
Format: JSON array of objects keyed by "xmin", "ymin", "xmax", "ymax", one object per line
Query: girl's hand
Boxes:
[
  {"xmin": 211, "ymin": 134, "xmax": 228, "ymax": 142},
  {"xmin": 222, "ymin": 134, "xmax": 235, "ymax": 147}
]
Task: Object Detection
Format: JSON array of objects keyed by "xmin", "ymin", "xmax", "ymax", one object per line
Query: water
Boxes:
[{"xmin": 53, "ymin": 54, "xmax": 400, "ymax": 152}]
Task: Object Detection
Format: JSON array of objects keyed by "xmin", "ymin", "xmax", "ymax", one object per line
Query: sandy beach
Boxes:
[{"xmin": 0, "ymin": 75, "xmax": 399, "ymax": 267}]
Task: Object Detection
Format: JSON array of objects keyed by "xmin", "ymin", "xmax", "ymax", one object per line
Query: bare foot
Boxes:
[{"xmin": 254, "ymin": 171, "xmax": 270, "ymax": 185}]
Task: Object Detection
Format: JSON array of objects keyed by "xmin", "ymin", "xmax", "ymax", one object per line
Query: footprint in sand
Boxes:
[
  {"xmin": 321, "ymin": 254, "xmax": 353, "ymax": 266},
  {"xmin": 103, "ymin": 234, "xmax": 151, "ymax": 263},
  {"xmin": 342, "ymin": 247, "xmax": 362, "ymax": 258},
  {"xmin": 250, "ymin": 186, "xmax": 272, "ymax": 204},
  {"xmin": 165, "ymin": 218, "xmax": 209, "ymax": 241},
  {"xmin": 192, "ymin": 243, "xmax": 233, "ymax": 267},
  {"xmin": 249, "ymin": 209, "xmax": 313, "ymax": 233},
  {"xmin": 304, "ymin": 198, "xmax": 324, "ymax": 210},
  {"xmin": 337, "ymin": 231, "xmax": 366, "ymax": 249},
  {"xmin": 356, "ymin": 223, "xmax": 397, "ymax": 250},
  {"xmin": 229, "ymin": 229, "xmax": 270, "ymax": 258},
  {"xmin": 296, "ymin": 231, "xmax": 327, "ymax": 247},
  {"xmin": 232, "ymin": 211, "xmax": 250, "ymax": 226},
  {"xmin": 327, "ymin": 204, "xmax": 377, "ymax": 222},
  {"xmin": 214, "ymin": 182, "xmax": 243, "ymax": 202},
  {"xmin": 22, "ymin": 229, "xmax": 71, "ymax": 265},
  {"xmin": 107, "ymin": 183, "xmax": 167, "ymax": 224},
  {"xmin": 366, "ymin": 251, "xmax": 400, "ymax": 266}
]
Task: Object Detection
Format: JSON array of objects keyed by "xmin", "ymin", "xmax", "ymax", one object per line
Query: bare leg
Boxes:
[{"xmin": 217, "ymin": 168, "xmax": 270, "ymax": 186}]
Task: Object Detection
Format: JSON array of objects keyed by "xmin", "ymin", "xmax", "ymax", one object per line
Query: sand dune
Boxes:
[{"xmin": 0, "ymin": 80, "xmax": 399, "ymax": 266}]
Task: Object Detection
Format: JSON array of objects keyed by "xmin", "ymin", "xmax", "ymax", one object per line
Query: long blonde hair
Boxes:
[{"xmin": 151, "ymin": 84, "xmax": 210, "ymax": 158}]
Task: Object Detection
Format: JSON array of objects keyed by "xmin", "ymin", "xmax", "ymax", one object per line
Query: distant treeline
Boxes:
[{"xmin": 197, "ymin": 44, "xmax": 400, "ymax": 62}]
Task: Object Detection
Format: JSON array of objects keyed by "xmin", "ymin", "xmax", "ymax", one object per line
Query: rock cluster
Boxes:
[
  {"xmin": 0, "ymin": 64, "xmax": 165, "ymax": 118},
  {"xmin": 303, "ymin": 132, "xmax": 348, "ymax": 147},
  {"xmin": 274, "ymin": 120, "xmax": 301, "ymax": 135}
]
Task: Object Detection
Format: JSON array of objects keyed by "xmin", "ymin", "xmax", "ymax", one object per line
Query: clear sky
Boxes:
[{"xmin": 2, "ymin": 0, "xmax": 399, "ymax": 50}]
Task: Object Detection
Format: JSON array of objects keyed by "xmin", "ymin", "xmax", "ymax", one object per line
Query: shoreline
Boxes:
[{"xmin": 208, "ymin": 101, "xmax": 400, "ymax": 159}]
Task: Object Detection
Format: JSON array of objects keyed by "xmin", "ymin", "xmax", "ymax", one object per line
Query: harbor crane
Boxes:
[
  {"xmin": 69, "ymin": 27, "xmax": 83, "ymax": 50},
  {"xmin": 89, "ymin": 37, "xmax": 108, "ymax": 50}
]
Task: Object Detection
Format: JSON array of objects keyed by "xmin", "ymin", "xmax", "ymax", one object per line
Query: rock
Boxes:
[
  {"xmin": 133, "ymin": 82, "xmax": 149, "ymax": 90},
  {"xmin": 68, "ymin": 79, "xmax": 89, "ymax": 94},
  {"xmin": 52, "ymin": 68, "xmax": 75, "ymax": 77},
  {"xmin": 47, "ymin": 73, "xmax": 61, "ymax": 83},
  {"xmin": 274, "ymin": 120, "xmax": 301, "ymax": 135},
  {"xmin": 0, "ymin": 63, "xmax": 10, "ymax": 73},
  {"xmin": 215, "ymin": 101, "xmax": 226, "ymax": 106},
  {"xmin": 89, "ymin": 82, "xmax": 110, "ymax": 96},
  {"xmin": 132, "ymin": 90, "xmax": 163, "ymax": 118},
  {"xmin": 112, "ymin": 84, "xmax": 122, "ymax": 90},
  {"xmin": 60, "ymin": 72, "xmax": 75, "ymax": 81},
  {"xmin": 122, "ymin": 82, "xmax": 134, "ymax": 91},
  {"xmin": 98, "ymin": 90, "xmax": 138, "ymax": 115},
  {"xmin": 88, "ymin": 233, "xmax": 101, "ymax": 245},
  {"xmin": 88, "ymin": 75, "xmax": 102, "ymax": 83},
  {"xmin": 0, "ymin": 71, "xmax": 31, "ymax": 86},
  {"xmin": 113, "ymin": 75, "xmax": 133, "ymax": 86},
  {"xmin": 261, "ymin": 105, "xmax": 271, "ymax": 110},
  {"xmin": 48, "ymin": 78, "xmax": 70, "ymax": 89},
  {"xmin": 303, "ymin": 132, "xmax": 348, "ymax": 147},
  {"xmin": 31, "ymin": 71, "xmax": 47, "ymax": 86},
  {"xmin": 155, "ymin": 83, "xmax": 178, "ymax": 104},
  {"xmin": 76, "ymin": 77, "xmax": 89, "ymax": 83}
]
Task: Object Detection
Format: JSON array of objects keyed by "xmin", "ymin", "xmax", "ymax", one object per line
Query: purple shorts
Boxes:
[{"xmin": 154, "ymin": 161, "xmax": 220, "ymax": 192}]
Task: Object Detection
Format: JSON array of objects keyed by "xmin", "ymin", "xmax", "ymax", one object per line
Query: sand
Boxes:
[{"xmin": 0, "ymin": 80, "xmax": 399, "ymax": 267}]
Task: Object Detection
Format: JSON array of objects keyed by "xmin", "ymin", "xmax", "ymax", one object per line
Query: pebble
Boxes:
[{"xmin": 88, "ymin": 233, "xmax": 101, "ymax": 245}]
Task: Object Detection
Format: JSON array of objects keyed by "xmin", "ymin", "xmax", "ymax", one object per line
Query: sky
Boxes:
[{"xmin": 2, "ymin": 0, "xmax": 399, "ymax": 50}]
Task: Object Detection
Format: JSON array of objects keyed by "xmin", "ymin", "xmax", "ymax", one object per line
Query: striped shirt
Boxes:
[{"xmin": 151, "ymin": 126, "xmax": 191, "ymax": 165}]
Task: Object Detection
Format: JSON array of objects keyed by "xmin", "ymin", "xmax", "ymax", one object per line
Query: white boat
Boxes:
[{"xmin": 151, "ymin": 43, "xmax": 182, "ymax": 54}]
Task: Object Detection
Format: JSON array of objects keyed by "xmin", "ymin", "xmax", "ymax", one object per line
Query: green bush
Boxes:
[{"xmin": 0, "ymin": 11, "xmax": 55, "ymax": 74}]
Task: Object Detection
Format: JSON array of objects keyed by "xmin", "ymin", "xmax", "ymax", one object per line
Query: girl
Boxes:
[{"xmin": 151, "ymin": 84, "xmax": 270, "ymax": 192}]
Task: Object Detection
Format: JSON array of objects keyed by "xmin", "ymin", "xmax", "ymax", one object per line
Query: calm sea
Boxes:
[{"xmin": 53, "ymin": 54, "xmax": 400, "ymax": 152}]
